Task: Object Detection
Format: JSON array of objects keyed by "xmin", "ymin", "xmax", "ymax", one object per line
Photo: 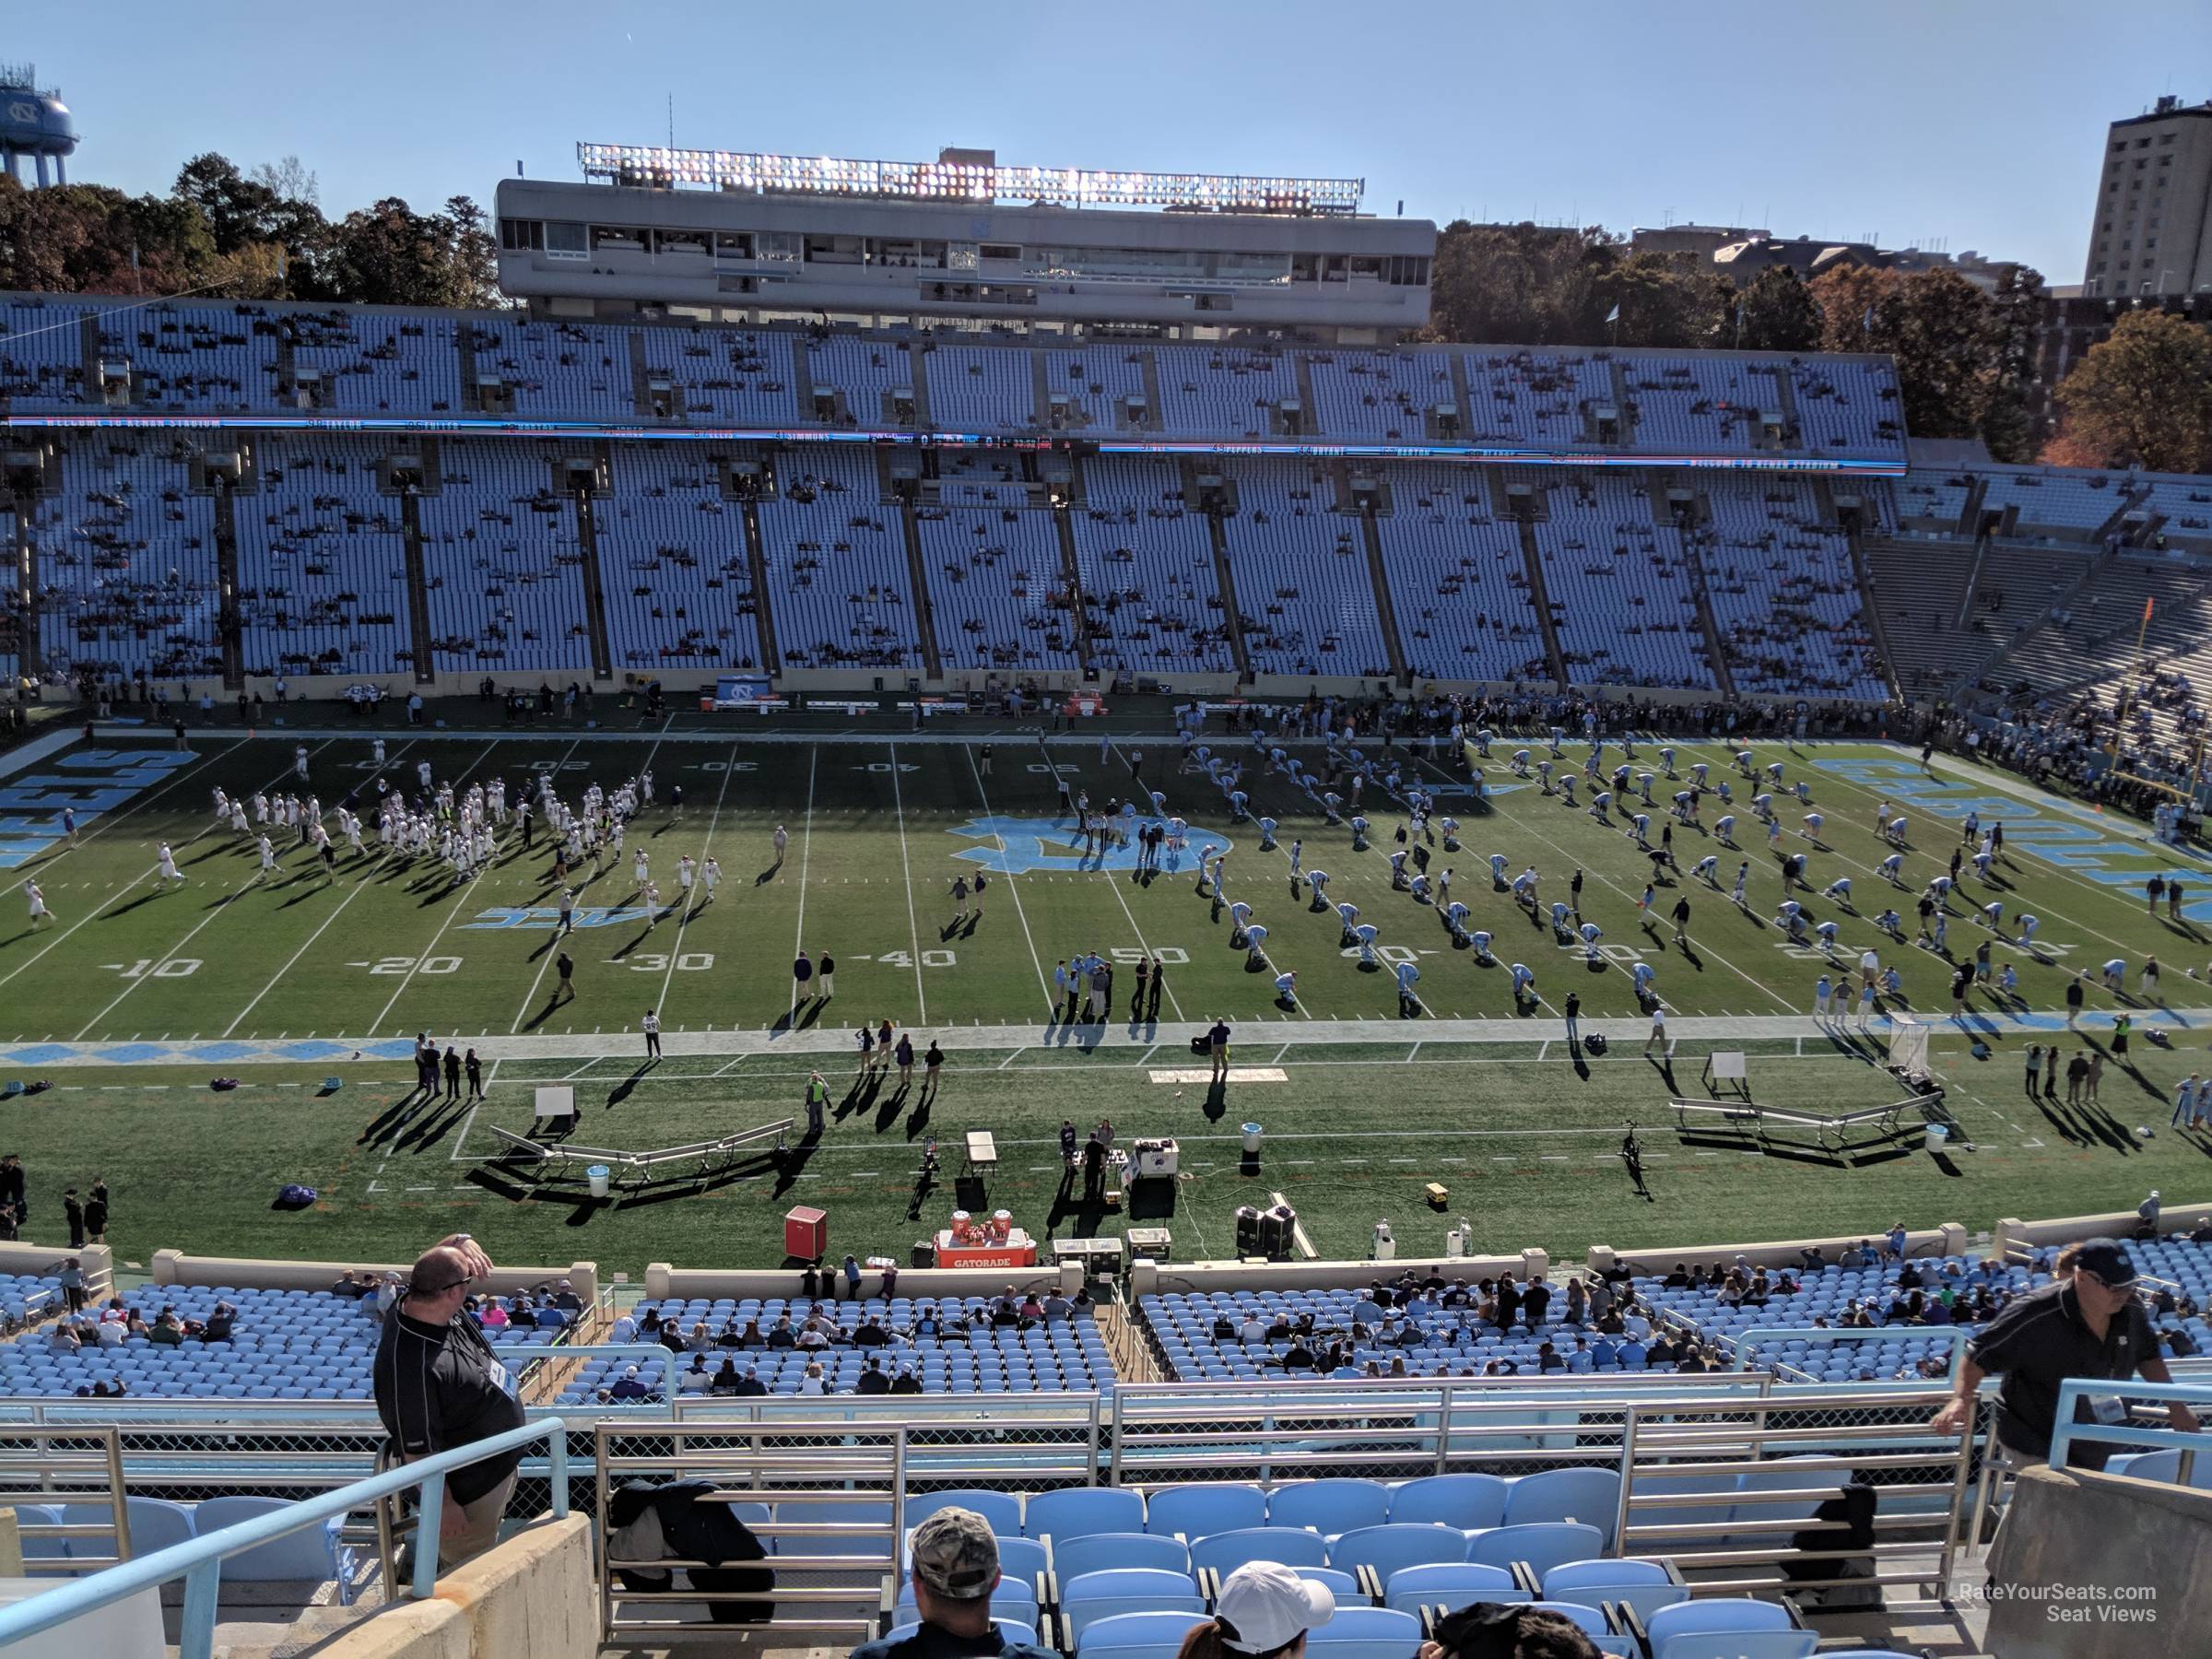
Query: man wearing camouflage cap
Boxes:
[{"xmin": 849, "ymin": 1507, "xmax": 1055, "ymax": 1659}]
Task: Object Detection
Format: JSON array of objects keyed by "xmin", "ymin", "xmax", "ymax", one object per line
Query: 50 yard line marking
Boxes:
[{"xmin": 888, "ymin": 741, "xmax": 928, "ymax": 1022}]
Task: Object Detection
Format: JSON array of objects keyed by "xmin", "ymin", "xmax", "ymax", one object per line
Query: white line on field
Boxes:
[{"xmin": 888, "ymin": 741, "xmax": 929, "ymax": 1022}]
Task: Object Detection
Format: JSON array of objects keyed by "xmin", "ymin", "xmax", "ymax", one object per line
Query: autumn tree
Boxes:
[
  {"xmin": 1734, "ymin": 266, "xmax": 1824, "ymax": 352},
  {"xmin": 2051, "ymin": 309, "xmax": 2212, "ymax": 475}
]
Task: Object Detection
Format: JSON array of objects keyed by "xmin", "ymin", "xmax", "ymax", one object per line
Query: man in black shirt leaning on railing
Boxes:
[{"xmin": 372, "ymin": 1233, "xmax": 528, "ymax": 1575}]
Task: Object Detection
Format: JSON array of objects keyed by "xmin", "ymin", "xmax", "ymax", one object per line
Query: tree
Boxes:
[
  {"xmin": 2051, "ymin": 309, "xmax": 2212, "ymax": 475},
  {"xmin": 437, "ymin": 194, "xmax": 499, "ymax": 311},
  {"xmin": 250, "ymin": 154, "xmax": 319, "ymax": 208},
  {"xmin": 1420, "ymin": 221, "xmax": 1618, "ymax": 346},
  {"xmin": 1735, "ymin": 266, "xmax": 1824, "ymax": 353},
  {"xmin": 1591, "ymin": 251, "xmax": 1731, "ymax": 348},
  {"xmin": 1977, "ymin": 263, "xmax": 2046, "ymax": 463}
]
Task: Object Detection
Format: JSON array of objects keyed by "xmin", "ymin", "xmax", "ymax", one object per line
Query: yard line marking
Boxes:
[
  {"xmin": 68, "ymin": 738, "xmax": 347, "ymax": 1038},
  {"xmin": 996, "ymin": 1047, "xmax": 1027, "ymax": 1069},
  {"xmin": 219, "ymin": 738, "xmax": 429, "ymax": 1037},
  {"xmin": 961, "ymin": 743, "xmax": 1056, "ymax": 1018},
  {"xmin": 0, "ymin": 737, "xmax": 333, "ymax": 995},
  {"xmin": 652, "ymin": 734, "xmax": 736, "ymax": 1021},
  {"xmin": 888, "ymin": 741, "xmax": 929, "ymax": 1022},
  {"xmin": 789, "ymin": 746, "xmax": 818, "ymax": 1018},
  {"xmin": 360, "ymin": 735, "xmax": 550, "ymax": 1038}
]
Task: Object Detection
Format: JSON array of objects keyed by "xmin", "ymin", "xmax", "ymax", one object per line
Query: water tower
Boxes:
[{"xmin": 0, "ymin": 64, "xmax": 76, "ymax": 188}]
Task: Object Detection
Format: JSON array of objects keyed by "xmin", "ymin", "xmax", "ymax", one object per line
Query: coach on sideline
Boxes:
[{"xmin": 373, "ymin": 1232, "xmax": 526, "ymax": 1575}]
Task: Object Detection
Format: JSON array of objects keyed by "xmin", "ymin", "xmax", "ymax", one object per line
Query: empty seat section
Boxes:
[
  {"xmin": 417, "ymin": 446, "xmax": 594, "ymax": 673},
  {"xmin": 235, "ymin": 434, "xmax": 410, "ymax": 678},
  {"xmin": 755, "ymin": 447, "xmax": 923, "ymax": 669},
  {"xmin": 1221, "ymin": 461, "xmax": 1390, "ymax": 677},
  {"xmin": 1530, "ymin": 474, "xmax": 1713, "ymax": 688},
  {"xmin": 1374, "ymin": 465, "xmax": 1548, "ymax": 682},
  {"xmin": 916, "ymin": 507, "xmax": 1080, "ymax": 671},
  {"xmin": 597, "ymin": 448, "xmax": 760, "ymax": 671},
  {"xmin": 1070, "ymin": 458, "xmax": 1236, "ymax": 676}
]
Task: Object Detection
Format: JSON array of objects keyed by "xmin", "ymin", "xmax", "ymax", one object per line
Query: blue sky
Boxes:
[{"xmin": 15, "ymin": 1, "xmax": 2208, "ymax": 284}]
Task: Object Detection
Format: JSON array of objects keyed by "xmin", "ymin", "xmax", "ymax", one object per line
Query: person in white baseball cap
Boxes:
[{"xmin": 1181, "ymin": 1560, "xmax": 1334, "ymax": 1659}]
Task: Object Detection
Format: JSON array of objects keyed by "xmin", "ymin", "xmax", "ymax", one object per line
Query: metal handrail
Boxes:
[
  {"xmin": 2049, "ymin": 1378, "xmax": 2212, "ymax": 1474},
  {"xmin": 0, "ymin": 1417, "xmax": 570, "ymax": 1659}
]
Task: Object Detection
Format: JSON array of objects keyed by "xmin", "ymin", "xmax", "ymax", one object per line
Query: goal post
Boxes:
[{"xmin": 1888, "ymin": 1018, "xmax": 1930, "ymax": 1077}]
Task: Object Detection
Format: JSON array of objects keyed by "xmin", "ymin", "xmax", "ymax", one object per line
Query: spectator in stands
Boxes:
[
  {"xmin": 147, "ymin": 1309, "xmax": 183, "ymax": 1346},
  {"xmin": 1172, "ymin": 1559, "xmax": 1336, "ymax": 1659},
  {"xmin": 477, "ymin": 1298, "xmax": 510, "ymax": 1331},
  {"xmin": 605, "ymin": 1365, "xmax": 656, "ymax": 1402},
  {"xmin": 372, "ymin": 1233, "xmax": 527, "ymax": 1576},
  {"xmin": 850, "ymin": 1506, "xmax": 1056, "ymax": 1659},
  {"xmin": 678, "ymin": 1355, "xmax": 712, "ymax": 1394},
  {"xmin": 798, "ymin": 1360, "xmax": 829, "ymax": 1395},
  {"xmin": 202, "ymin": 1300, "xmax": 235, "ymax": 1343},
  {"xmin": 332, "ymin": 1270, "xmax": 365, "ymax": 1299},
  {"xmin": 855, "ymin": 1356, "xmax": 890, "ymax": 1394},
  {"xmin": 1931, "ymin": 1238, "xmax": 2197, "ymax": 1470},
  {"xmin": 57, "ymin": 1257, "xmax": 87, "ymax": 1315},
  {"xmin": 734, "ymin": 1364, "xmax": 769, "ymax": 1397},
  {"xmin": 709, "ymin": 1358, "xmax": 743, "ymax": 1395},
  {"xmin": 855, "ymin": 1313, "xmax": 890, "ymax": 1348},
  {"xmin": 890, "ymin": 1365, "xmax": 924, "ymax": 1394},
  {"xmin": 551, "ymin": 1279, "xmax": 582, "ymax": 1313}
]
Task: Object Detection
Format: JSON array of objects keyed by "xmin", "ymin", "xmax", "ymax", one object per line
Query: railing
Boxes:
[
  {"xmin": 0, "ymin": 1424, "xmax": 132, "ymax": 1566},
  {"xmin": 0, "ymin": 1418, "xmax": 570, "ymax": 1659},
  {"xmin": 1728, "ymin": 1324, "xmax": 1969, "ymax": 1382},
  {"xmin": 1617, "ymin": 1386, "xmax": 1975, "ymax": 1597},
  {"xmin": 2049, "ymin": 1378, "xmax": 2212, "ymax": 1477}
]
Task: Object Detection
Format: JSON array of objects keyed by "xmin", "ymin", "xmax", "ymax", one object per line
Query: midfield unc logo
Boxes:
[{"xmin": 946, "ymin": 815, "xmax": 1231, "ymax": 876}]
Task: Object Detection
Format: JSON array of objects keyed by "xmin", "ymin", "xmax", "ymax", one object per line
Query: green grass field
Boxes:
[{"xmin": 5, "ymin": 715, "xmax": 2212, "ymax": 1274}]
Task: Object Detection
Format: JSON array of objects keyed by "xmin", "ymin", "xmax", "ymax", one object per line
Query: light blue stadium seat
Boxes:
[
  {"xmin": 1465, "ymin": 1522, "xmax": 1602, "ymax": 1581},
  {"xmin": 1541, "ymin": 1557, "xmax": 1687, "ymax": 1621},
  {"xmin": 1503, "ymin": 1468, "xmax": 1622, "ymax": 1547},
  {"xmin": 1327, "ymin": 1524, "xmax": 1468, "ymax": 1584},
  {"xmin": 1027, "ymin": 1487, "xmax": 1145, "ymax": 1543},
  {"xmin": 1055, "ymin": 1532, "xmax": 1189, "ymax": 1584},
  {"xmin": 1061, "ymin": 1568, "xmax": 1205, "ymax": 1646},
  {"xmin": 1301, "ymin": 1605, "xmax": 1424, "ymax": 1659},
  {"xmin": 1290, "ymin": 1566, "xmax": 1368, "ymax": 1605},
  {"xmin": 1645, "ymin": 1598, "xmax": 1811, "ymax": 1659},
  {"xmin": 61, "ymin": 1497, "xmax": 195, "ymax": 1560},
  {"xmin": 1387, "ymin": 1474, "xmax": 1511, "ymax": 1531},
  {"xmin": 897, "ymin": 1578, "xmax": 1040, "ymax": 1626},
  {"xmin": 1270, "ymin": 1479, "xmax": 1391, "ymax": 1536},
  {"xmin": 1190, "ymin": 1525, "xmax": 1328, "ymax": 1579},
  {"xmin": 192, "ymin": 1497, "xmax": 358, "ymax": 1602},
  {"xmin": 1077, "ymin": 1610, "xmax": 1207, "ymax": 1659},
  {"xmin": 1381, "ymin": 1561, "xmax": 1521, "ymax": 1615},
  {"xmin": 1145, "ymin": 1482, "xmax": 1266, "ymax": 1540},
  {"xmin": 2100, "ymin": 1450, "xmax": 2212, "ymax": 1489}
]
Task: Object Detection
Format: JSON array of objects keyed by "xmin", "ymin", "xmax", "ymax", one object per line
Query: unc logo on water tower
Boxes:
[{"xmin": 946, "ymin": 816, "xmax": 1230, "ymax": 875}]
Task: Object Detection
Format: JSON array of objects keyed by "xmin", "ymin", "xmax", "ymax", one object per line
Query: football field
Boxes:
[{"xmin": 3, "ymin": 716, "xmax": 2210, "ymax": 1272}]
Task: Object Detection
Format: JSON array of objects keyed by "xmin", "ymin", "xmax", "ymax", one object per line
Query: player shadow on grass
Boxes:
[{"xmin": 604, "ymin": 1059, "xmax": 659, "ymax": 1109}]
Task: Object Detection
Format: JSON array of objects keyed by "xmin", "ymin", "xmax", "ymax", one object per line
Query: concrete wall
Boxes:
[
  {"xmin": 227, "ymin": 1515, "xmax": 596, "ymax": 1659},
  {"xmin": 646, "ymin": 1261, "xmax": 1071, "ymax": 1301},
  {"xmin": 1985, "ymin": 1464, "xmax": 2211, "ymax": 1658},
  {"xmin": 149, "ymin": 1249, "xmax": 596, "ymax": 1305},
  {"xmin": 0, "ymin": 1241, "xmax": 110, "ymax": 1290},
  {"xmin": 1994, "ymin": 1203, "xmax": 2212, "ymax": 1260},
  {"xmin": 1588, "ymin": 1223, "xmax": 1966, "ymax": 1277}
]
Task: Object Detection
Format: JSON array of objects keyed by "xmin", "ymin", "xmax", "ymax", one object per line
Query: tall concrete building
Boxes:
[{"xmin": 2083, "ymin": 94, "xmax": 2212, "ymax": 298}]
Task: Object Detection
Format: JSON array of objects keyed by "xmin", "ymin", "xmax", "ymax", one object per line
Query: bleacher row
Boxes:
[
  {"xmin": 854, "ymin": 1479, "xmax": 1870, "ymax": 1659},
  {"xmin": 16, "ymin": 1283, "xmax": 567, "ymax": 1401},
  {"xmin": 0, "ymin": 296, "xmax": 1907, "ymax": 461},
  {"xmin": 566, "ymin": 1294, "xmax": 1115, "ymax": 1401},
  {"xmin": 10, "ymin": 431, "xmax": 1901, "ymax": 697}
]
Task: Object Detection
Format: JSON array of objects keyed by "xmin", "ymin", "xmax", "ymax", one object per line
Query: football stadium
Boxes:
[{"xmin": 0, "ymin": 36, "xmax": 2210, "ymax": 1659}]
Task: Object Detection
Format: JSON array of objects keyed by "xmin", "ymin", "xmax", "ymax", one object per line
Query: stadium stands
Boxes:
[
  {"xmin": 1069, "ymin": 458, "xmax": 1239, "ymax": 677},
  {"xmin": 1220, "ymin": 461, "xmax": 1392, "ymax": 678},
  {"xmin": 1372, "ymin": 464, "xmax": 1550, "ymax": 683},
  {"xmin": 1462, "ymin": 351, "xmax": 1614, "ymax": 448},
  {"xmin": 1978, "ymin": 465, "xmax": 2136, "ymax": 535},
  {"xmin": 1620, "ymin": 356, "xmax": 1761, "ymax": 453},
  {"xmin": 756, "ymin": 445, "xmax": 924, "ymax": 669},
  {"xmin": 921, "ymin": 340, "xmax": 1038, "ymax": 431},
  {"xmin": 234, "ymin": 435, "xmax": 410, "ymax": 679},
  {"xmin": 1694, "ymin": 479, "xmax": 1887, "ymax": 699},
  {"xmin": 29, "ymin": 437, "xmax": 224, "ymax": 682},
  {"xmin": 417, "ymin": 446, "xmax": 594, "ymax": 674},
  {"xmin": 465, "ymin": 316, "xmax": 630, "ymax": 419},
  {"xmin": 560, "ymin": 1294, "xmax": 1114, "ymax": 1400},
  {"xmin": 1531, "ymin": 475, "xmax": 1715, "ymax": 688},
  {"xmin": 1307, "ymin": 349, "xmax": 1453, "ymax": 441},
  {"xmin": 1154, "ymin": 345, "xmax": 1299, "ymax": 440},
  {"xmin": 915, "ymin": 506, "xmax": 1082, "ymax": 673},
  {"xmin": 636, "ymin": 324, "xmax": 799, "ymax": 425},
  {"xmin": 595, "ymin": 447, "xmax": 760, "ymax": 673},
  {"xmin": 12, "ymin": 1284, "xmax": 568, "ymax": 1400},
  {"xmin": 1785, "ymin": 356, "xmax": 1902, "ymax": 456},
  {"xmin": 285, "ymin": 307, "xmax": 465, "ymax": 414},
  {"xmin": 1041, "ymin": 346, "xmax": 1147, "ymax": 432}
]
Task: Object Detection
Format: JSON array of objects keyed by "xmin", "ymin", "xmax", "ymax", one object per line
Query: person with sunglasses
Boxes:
[
  {"xmin": 371, "ymin": 1233, "xmax": 526, "ymax": 1578},
  {"xmin": 1929, "ymin": 1238, "xmax": 2198, "ymax": 1470}
]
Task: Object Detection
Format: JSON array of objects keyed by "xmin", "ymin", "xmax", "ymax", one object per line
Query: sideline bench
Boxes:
[
  {"xmin": 488, "ymin": 1118, "xmax": 793, "ymax": 1187},
  {"xmin": 1669, "ymin": 1092, "xmax": 1938, "ymax": 1151}
]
